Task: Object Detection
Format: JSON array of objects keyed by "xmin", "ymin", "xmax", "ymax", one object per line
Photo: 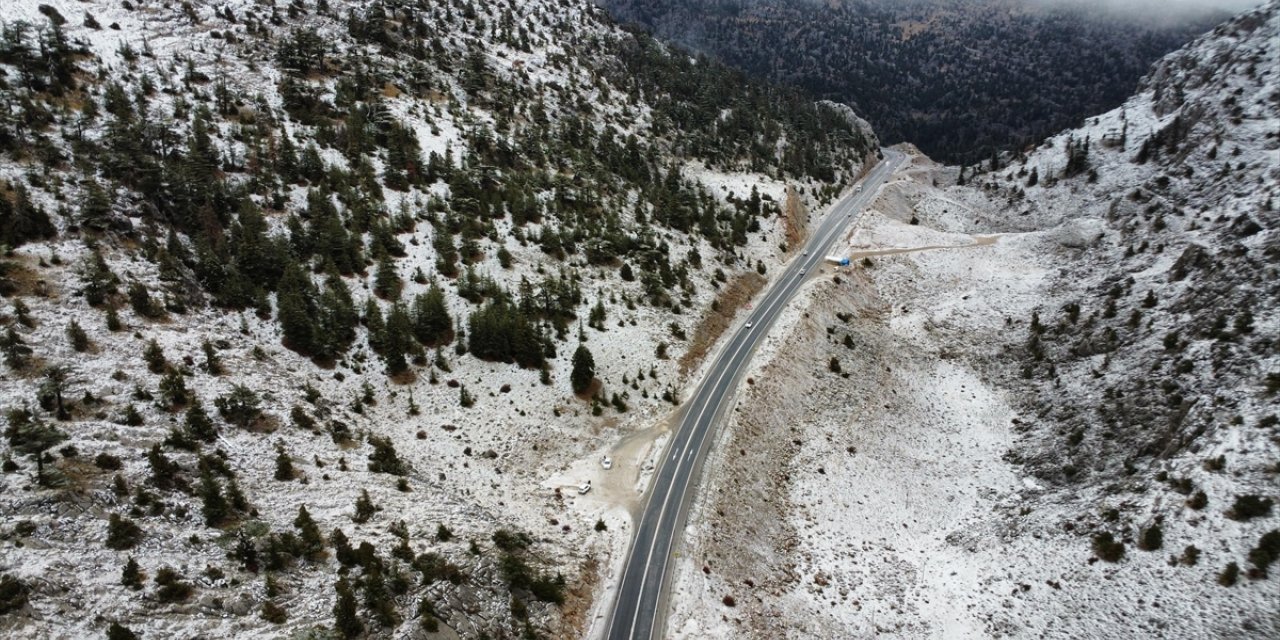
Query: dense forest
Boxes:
[{"xmin": 596, "ymin": 0, "xmax": 1225, "ymax": 162}]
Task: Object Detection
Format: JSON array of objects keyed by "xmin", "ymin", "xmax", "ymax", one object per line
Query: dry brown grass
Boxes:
[
  {"xmin": 781, "ymin": 185, "xmax": 807, "ymax": 253},
  {"xmin": 679, "ymin": 272, "xmax": 766, "ymax": 377},
  {"xmin": 556, "ymin": 555, "xmax": 601, "ymax": 640}
]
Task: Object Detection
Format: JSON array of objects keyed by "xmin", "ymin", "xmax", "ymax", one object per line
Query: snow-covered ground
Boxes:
[
  {"xmin": 666, "ymin": 114, "xmax": 1280, "ymax": 636},
  {"xmin": 0, "ymin": 0, "xmax": 874, "ymax": 638}
]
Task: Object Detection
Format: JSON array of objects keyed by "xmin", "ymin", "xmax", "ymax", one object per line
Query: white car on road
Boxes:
[
  {"xmin": 601, "ymin": 456, "xmax": 613, "ymax": 470},
  {"xmin": 578, "ymin": 481, "xmax": 592, "ymax": 495}
]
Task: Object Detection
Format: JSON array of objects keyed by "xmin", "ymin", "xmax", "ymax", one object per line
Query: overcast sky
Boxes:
[{"xmin": 1025, "ymin": 0, "xmax": 1260, "ymax": 12}]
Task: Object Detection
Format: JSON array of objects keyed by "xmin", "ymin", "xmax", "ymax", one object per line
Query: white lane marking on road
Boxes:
[
  {"xmin": 626, "ymin": 262, "xmax": 807, "ymax": 639},
  {"xmin": 615, "ymin": 152, "xmax": 901, "ymax": 640}
]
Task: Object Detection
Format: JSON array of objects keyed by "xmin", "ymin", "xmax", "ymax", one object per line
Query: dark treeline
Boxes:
[{"xmin": 596, "ymin": 0, "xmax": 1222, "ymax": 163}]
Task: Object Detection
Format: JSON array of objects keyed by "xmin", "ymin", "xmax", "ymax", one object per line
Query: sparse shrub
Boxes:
[
  {"xmin": 436, "ymin": 524, "xmax": 453, "ymax": 542},
  {"xmin": 493, "ymin": 529, "xmax": 532, "ymax": 552},
  {"xmin": 1264, "ymin": 372, "xmax": 1280, "ymax": 396},
  {"xmin": 261, "ymin": 601, "xmax": 288, "ymax": 623},
  {"xmin": 95, "ymin": 452, "xmax": 123, "ymax": 470},
  {"xmin": 154, "ymin": 566, "xmax": 194, "ymax": 603},
  {"xmin": 1092, "ymin": 531, "xmax": 1125, "ymax": 562},
  {"xmin": 828, "ymin": 357, "xmax": 841, "ymax": 374},
  {"xmin": 290, "ymin": 406, "xmax": 316, "ymax": 431},
  {"xmin": 1228, "ymin": 495, "xmax": 1273, "ymax": 521},
  {"xmin": 1247, "ymin": 530, "xmax": 1280, "ymax": 577},
  {"xmin": 1218, "ymin": 562, "xmax": 1240, "ymax": 586},
  {"xmin": 1187, "ymin": 491, "xmax": 1208, "ymax": 510},
  {"xmin": 0, "ymin": 574, "xmax": 30, "ymax": 615},
  {"xmin": 1138, "ymin": 524, "xmax": 1163, "ymax": 551},
  {"xmin": 106, "ymin": 513, "xmax": 142, "ymax": 550},
  {"xmin": 1180, "ymin": 545, "xmax": 1200, "ymax": 566},
  {"xmin": 106, "ymin": 622, "xmax": 139, "ymax": 640},
  {"xmin": 419, "ymin": 598, "xmax": 440, "ymax": 631},
  {"xmin": 722, "ymin": 594, "xmax": 736, "ymax": 607}
]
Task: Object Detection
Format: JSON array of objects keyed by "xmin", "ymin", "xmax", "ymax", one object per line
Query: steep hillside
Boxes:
[
  {"xmin": 0, "ymin": 0, "xmax": 876, "ymax": 638},
  {"xmin": 596, "ymin": 0, "xmax": 1226, "ymax": 163},
  {"xmin": 666, "ymin": 2, "xmax": 1280, "ymax": 637}
]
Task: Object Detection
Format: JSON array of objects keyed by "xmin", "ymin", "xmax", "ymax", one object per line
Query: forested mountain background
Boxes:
[{"xmin": 596, "ymin": 0, "xmax": 1228, "ymax": 163}]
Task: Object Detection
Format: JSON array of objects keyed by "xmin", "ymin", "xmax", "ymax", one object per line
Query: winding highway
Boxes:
[{"xmin": 605, "ymin": 149, "xmax": 905, "ymax": 640}]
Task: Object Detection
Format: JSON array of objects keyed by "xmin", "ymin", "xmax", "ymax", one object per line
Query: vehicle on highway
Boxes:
[
  {"xmin": 803, "ymin": 250, "xmax": 809, "ymax": 256},
  {"xmin": 578, "ymin": 481, "xmax": 592, "ymax": 495},
  {"xmin": 601, "ymin": 455, "xmax": 613, "ymax": 470},
  {"xmin": 745, "ymin": 321, "xmax": 753, "ymax": 328},
  {"xmin": 800, "ymin": 268, "xmax": 806, "ymax": 274}
]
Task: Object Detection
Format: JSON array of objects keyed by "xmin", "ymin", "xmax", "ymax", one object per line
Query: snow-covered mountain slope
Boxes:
[
  {"xmin": 0, "ymin": 0, "xmax": 876, "ymax": 638},
  {"xmin": 665, "ymin": 2, "xmax": 1279, "ymax": 638}
]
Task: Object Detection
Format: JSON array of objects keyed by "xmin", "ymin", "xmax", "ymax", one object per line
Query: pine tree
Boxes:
[
  {"xmin": 0, "ymin": 183, "xmax": 55, "ymax": 247},
  {"xmin": 5, "ymin": 409, "xmax": 65, "ymax": 485},
  {"xmin": 142, "ymin": 338, "xmax": 166, "ymax": 374},
  {"xmin": 373, "ymin": 254, "xmax": 401, "ymax": 300},
  {"xmin": 199, "ymin": 468, "xmax": 229, "ymax": 527},
  {"xmin": 226, "ymin": 477, "xmax": 249, "ymax": 512},
  {"xmin": 367, "ymin": 436, "xmax": 409, "ymax": 476},
  {"xmin": 294, "ymin": 505, "xmax": 325, "ymax": 559},
  {"xmin": 331, "ymin": 528, "xmax": 358, "ymax": 566},
  {"xmin": 81, "ymin": 250, "xmax": 117, "ymax": 306},
  {"xmin": 277, "ymin": 263, "xmax": 317, "ymax": 355},
  {"xmin": 121, "ymin": 556, "xmax": 144, "ymax": 590},
  {"xmin": 333, "ymin": 577, "xmax": 363, "ymax": 638},
  {"xmin": 353, "ymin": 489, "xmax": 378, "ymax": 524},
  {"xmin": 274, "ymin": 449, "xmax": 295, "ymax": 481},
  {"xmin": 66, "ymin": 319, "xmax": 89, "ymax": 352},
  {"xmin": 105, "ymin": 304, "xmax": 122, "ymax": 331},
  {"xmin": 314, "ymin": 273, "xmax": 358, "ymax": 360},
  {"xmin": 382, "ymin": 302, "xmax": 413, "ymax": 375},
  {"xmin": 411, "ymin": 284, "xmax": 452, "ymax": 346},
  {"xmin": 216, "ymin": 384, "xmax": 262, "ymax": 429},
  {"xmin": 129, "ymin": 283, "xmax": 161, "ymax": 319},
  {"xmin": 201, "ymin": 340, "xmax": 223, "ymax": 375},
  {"xmin": 1, "ymin": 326, "xmax": 31, "ymax": 369},
  {"xmin": 158, "ymin": 369, "xmax": 189, "ymax": 408},
  {"xmin": 571, "ymin": 344, "xmax": 595, "ymax": 394},
  {"xmin": 364, "ymin": 297, "xmax": 386, "ymax": 354},
  {"xmin": 39, "ymin": 365, "xmax": 70, "ymax": 419},
  {"xmin": 184, "ymin": 399, "xmax": 217, "ymax": 442}
]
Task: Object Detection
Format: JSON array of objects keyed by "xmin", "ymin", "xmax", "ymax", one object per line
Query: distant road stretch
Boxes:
[{"xmin": 606, "ymin": 149, "xmax": 905, "ymax": 640}]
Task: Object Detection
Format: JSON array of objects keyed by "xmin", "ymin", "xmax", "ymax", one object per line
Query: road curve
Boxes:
[{"xmin": 605, "ymin": 149, "xmax": 906, "ymax": 640}]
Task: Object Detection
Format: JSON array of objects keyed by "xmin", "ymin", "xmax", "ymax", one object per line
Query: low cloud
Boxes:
[{"xmin": 1025, "ymin": 0, "xmax": 1260, "ymax": 14}]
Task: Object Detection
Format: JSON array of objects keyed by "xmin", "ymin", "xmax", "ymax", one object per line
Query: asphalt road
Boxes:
[{"xmin": 605, "ymin": 149, "xmax": 905, "ymax": 640}]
